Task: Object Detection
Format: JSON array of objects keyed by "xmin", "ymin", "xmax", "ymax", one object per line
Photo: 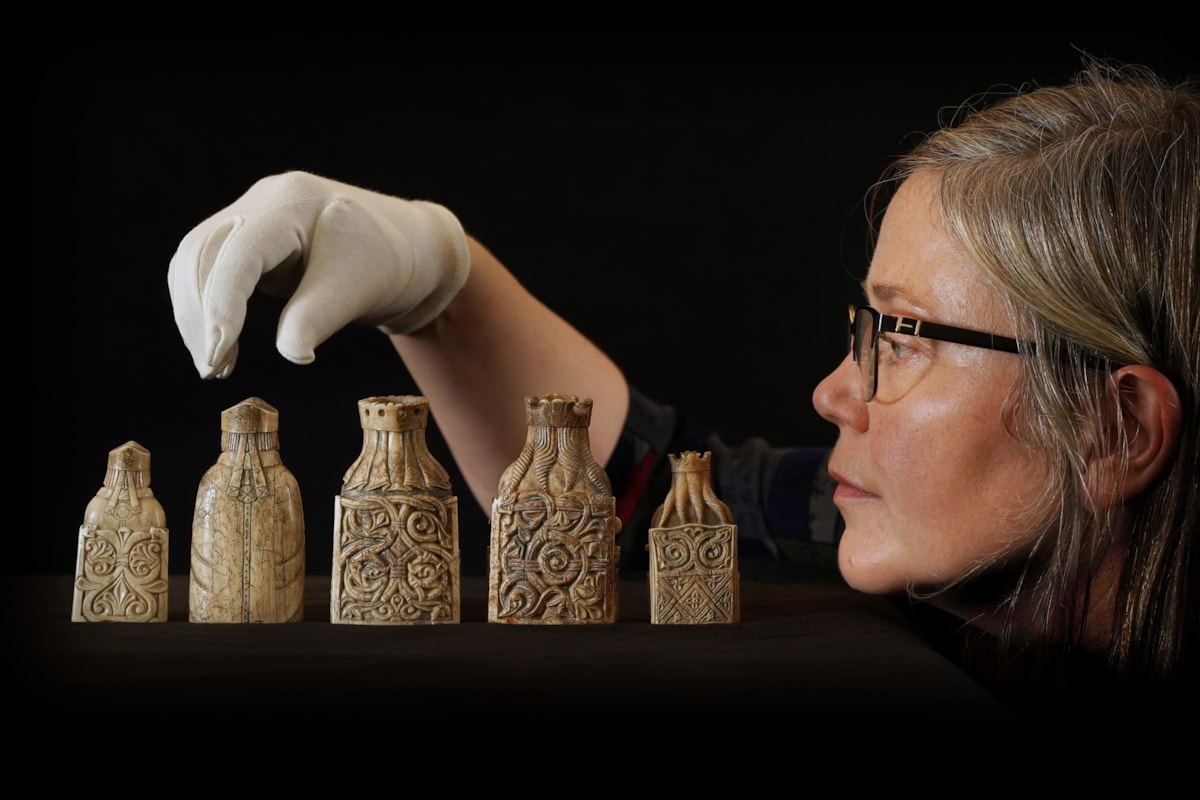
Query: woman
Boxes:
[
  {"xmin": 832, "ymin": 64, "xmax": 1198, "ymax": 704},
  {"xmin": 169, "ymin": 59, "xmax": 1197, "ymax": 710}
]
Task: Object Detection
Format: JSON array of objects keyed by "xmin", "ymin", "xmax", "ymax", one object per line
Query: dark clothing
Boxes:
[{"xmin": 606, "ymin": 386, "xmax": 842, "ymax": 581}]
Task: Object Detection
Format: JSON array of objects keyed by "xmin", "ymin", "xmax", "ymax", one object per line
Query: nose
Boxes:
[{"xmin": 812, "ymin": 352, "xmax": 868, "ymax": 432}]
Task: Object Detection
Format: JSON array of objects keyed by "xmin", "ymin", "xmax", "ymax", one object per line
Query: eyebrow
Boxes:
[{"xmin": 861, "ymin": 281, "xmax": 924, "ymax": 308}]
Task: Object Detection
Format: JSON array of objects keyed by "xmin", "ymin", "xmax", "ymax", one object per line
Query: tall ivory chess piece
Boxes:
[
  {"xmin": 331, "ymin": 395, "xmax": 460, "ymax": 624},
  {"xmin": 189, "ymin": 397, "xmax": 305, "ymax": 623},
  {"xmin": 488, "ymin": 393, "xmax": 621, "ymax": 624}
]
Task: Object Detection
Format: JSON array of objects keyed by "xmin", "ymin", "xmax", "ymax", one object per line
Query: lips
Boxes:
[{"xmin": 827, "ymin": 466, "xmax": 877, "ymax": 501}]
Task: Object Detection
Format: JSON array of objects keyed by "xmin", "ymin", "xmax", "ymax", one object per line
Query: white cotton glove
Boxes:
[{"xmin": 168, "ymin": 171, "xmax": 470, "ymax": 379}]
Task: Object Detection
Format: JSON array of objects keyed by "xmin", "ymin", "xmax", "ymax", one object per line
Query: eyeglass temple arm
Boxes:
[{"xmin": 889, "ymin": 316, "xmax": 1024, "ymax": 354}]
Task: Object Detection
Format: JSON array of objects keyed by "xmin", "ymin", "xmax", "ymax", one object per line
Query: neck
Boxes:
[{"xmin": 926, "ymin": 532, "xmax": 1128, "ymax": 657}]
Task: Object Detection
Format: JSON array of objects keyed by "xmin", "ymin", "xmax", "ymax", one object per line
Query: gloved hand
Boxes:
[{"xmin": 168, "ymin": 171, "xmax": 470, "ymax": 378}]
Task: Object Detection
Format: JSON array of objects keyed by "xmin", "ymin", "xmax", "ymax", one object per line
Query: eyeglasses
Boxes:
[{"xmin": 849, "ymin": 304, "xmax": 1027, "ymax": 402}]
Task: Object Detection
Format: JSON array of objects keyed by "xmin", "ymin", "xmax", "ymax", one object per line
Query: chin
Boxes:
[{"xmin": 836, "ymin": 542, "xmax": 909, "ymax": 595}]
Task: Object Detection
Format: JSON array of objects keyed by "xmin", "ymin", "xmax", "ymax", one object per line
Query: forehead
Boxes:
[{"xmin": 866, "ymin": 172, "xmax": 1004, "ymax": 324}]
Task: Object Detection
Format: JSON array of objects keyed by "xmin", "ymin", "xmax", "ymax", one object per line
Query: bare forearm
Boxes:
[{"xmin": 390, "ymin": 237, "xmax": 630, "ymax": 512}]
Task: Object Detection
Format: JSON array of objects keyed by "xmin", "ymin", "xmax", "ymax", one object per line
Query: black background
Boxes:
[{"xmin": 28, "ymin": 29, "xmax": 1198, "ymax": 578}]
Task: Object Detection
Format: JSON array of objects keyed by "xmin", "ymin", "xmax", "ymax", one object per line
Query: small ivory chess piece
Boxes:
[
  {"xmin": 73, "ymin": 441, "xmax": 169, "ymax": 622},
  {"xmin": 647, "ymin": 450, "xmax": 740, "ymax": 624}
]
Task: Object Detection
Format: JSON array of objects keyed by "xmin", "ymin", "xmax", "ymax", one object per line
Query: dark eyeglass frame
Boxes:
[{"xmin": 849, "ymin": 304, "xmax": 1028, "ymax": 402}]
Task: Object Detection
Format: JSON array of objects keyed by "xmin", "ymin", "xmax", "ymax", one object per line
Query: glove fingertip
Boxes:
[
  {"xmin": 277, "ymin": 339, "xmax": 316, "ymax": 366},
  {"xmin": 205, "ymin": 330, "xmax": 233, "ymax": 371},
  {"xmin": 199, "ymin": 338, "xmax": 238, "ymax": 379}
]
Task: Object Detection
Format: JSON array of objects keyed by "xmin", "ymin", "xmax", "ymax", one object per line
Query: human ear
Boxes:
[{"xmin": 1085, "ymin": 365, "xmax": 1183, "ymax": 510}]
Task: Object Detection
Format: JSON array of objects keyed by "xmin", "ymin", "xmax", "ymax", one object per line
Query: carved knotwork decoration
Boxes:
[
  {"xmin": 332, "ymin": 395, "xmax": 460, "ymax": 624},
  {"xmin": 488, "ymin": 394, "xmax": 620, "ymax": 624}
]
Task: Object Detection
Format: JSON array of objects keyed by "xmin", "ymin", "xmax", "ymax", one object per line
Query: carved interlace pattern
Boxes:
[
  {"xmin": 490, "ymin": 490, "xmax": 616, "ymax": 622},
  {"xmin": 333, "ymin": 493, "xmax": 459, "ymax": 623},
  {"xmin": 488, "ymin": 395, "xmax": 620, "ymax": 624},
  {"xmin": 73, "ymin": 526, "xmax": 169, "ymax": 622}
]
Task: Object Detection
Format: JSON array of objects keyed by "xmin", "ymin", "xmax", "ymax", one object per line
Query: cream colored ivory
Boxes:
[
  {"xmin": 73, "ymin": 441, "xmax": 169, "ymax": 622},
  {"xmin": 331, "ymin": 395, "xmax": 460, "ymax": 624},
  {"xmin": 189, "ymin": 397, "xmax": 305, "ymax": 623},
  {"xmin": 647, "ymin": 451, "xmax": 740, "ymax": 624},
  {"xmin": 488, "ymin": 393, "xmax": 620, "ymax": 624}
]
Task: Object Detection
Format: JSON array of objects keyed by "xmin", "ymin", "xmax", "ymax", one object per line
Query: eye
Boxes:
[{"xmin": 878, "ymin": 333, "xmax": 915, "ymax": 362}]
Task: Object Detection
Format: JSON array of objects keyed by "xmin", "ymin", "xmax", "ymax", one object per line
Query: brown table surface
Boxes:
[{"xmin": 5, "ymin": 573, "xmax": 1017, "ymax": 722}]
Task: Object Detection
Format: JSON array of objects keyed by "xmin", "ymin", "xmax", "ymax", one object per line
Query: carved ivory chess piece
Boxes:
[
  {"xmin": 72, "ymin": 441, "xmax": 169, "ymax": 622},
  {"xmin": 189, "ymin": 397, "xmax": 305, "ymax": 623},
  {"xmin": 331, "ymin": 395, "xmax": 460, "ymax": 624},
  {"xmin": 488, "ymin": 393, "xmax": 620, "ymax": 624},
  {"xmin": 647, "ymin": 451, "xmax": 740, "ymax": 624}
]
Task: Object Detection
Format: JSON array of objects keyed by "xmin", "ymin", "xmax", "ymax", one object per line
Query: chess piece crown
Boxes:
[
  {"xmin": 358, "ymin": 395, "xmax": 430, "ymax": 432},
  {"xmin": 524, "ymin": 393, "xmax": 591, "ymax": 427}
]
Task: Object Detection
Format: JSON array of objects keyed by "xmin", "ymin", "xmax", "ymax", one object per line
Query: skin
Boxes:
[
  {"xmin": 392, "ymin": 237, "xmax": 630, "ymax": 513},
  {"xmin": 811, "ymin": 171, "xmax": 1051, "ymax": 607}
]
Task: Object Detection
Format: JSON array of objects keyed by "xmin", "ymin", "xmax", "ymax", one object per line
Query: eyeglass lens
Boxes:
[{"xmin": 850, "ymin": 306, "xmax": 877, "ymax": 401}]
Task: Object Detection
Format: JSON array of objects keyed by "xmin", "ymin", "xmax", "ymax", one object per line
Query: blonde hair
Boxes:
[{"xmin": 872, "ymin": 59, "xmax": 1199, "ymax": 690}]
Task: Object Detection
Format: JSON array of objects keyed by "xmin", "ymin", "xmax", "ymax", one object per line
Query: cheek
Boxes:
[
  {"xmin": 871, "ymin": 386, "xmax": 987, "ymax": 508},
  {"xmin": 842, "ymin": 373, "xmax": 1049, "ymax": 593}
]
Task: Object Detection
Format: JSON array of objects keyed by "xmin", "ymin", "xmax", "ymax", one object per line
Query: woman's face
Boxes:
[{"xmin": 812, "ymin": 171, "xmax": 1049, "ymax": 595}]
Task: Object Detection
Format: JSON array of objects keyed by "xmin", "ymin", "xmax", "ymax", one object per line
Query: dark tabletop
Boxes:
[{"xmin": 4, "ymin": 573, "xmax": 1017, "ymax": 723}]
